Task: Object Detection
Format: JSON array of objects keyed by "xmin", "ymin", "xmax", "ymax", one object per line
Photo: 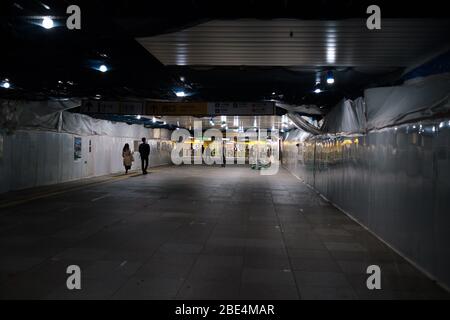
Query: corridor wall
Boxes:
[
  {"xmin": 283, "ymin": 119, "xmax": 450, "ymax": 289},
  {"xmin": 0, "ymin": 111, "xmax": 173, "ymax": 193},
  {"xmin": 282, "ymin": 74, "xmax": 450, "ymax": 289}
]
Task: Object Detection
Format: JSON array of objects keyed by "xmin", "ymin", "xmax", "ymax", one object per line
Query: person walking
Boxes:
[
  {"xmin": 122, "ymin": 143, "xmax": 134, "ymax": 174},
  {"xmin": 221, "ymin": 141, "xmax": 226, "ymax": 167},
  {"xmin": 138, "ymin": 137, "xmax": 150, "ymax": 174}
]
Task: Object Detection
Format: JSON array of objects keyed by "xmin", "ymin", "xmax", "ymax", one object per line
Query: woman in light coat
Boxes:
[{"xmin": 122, "ymin": 143, "xmax": 134, "ymax": 174}]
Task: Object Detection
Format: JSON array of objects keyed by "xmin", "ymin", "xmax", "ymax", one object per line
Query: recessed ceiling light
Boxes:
[
  {"xmin": 42, "ymin": 17, "xmax": 54, "ymax": 29},
  {"xmin": 326, "ymin": 71, "xmax": 335, "ymax": 84},
  {"xmin": 99, "ymin": 65, "xmax": 108, "ymax": 72}
]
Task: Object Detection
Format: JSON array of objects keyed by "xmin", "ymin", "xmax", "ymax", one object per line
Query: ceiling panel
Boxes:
[{"xmin": 137, "ymin": 19, "xmax": 450, "ymax": 67}]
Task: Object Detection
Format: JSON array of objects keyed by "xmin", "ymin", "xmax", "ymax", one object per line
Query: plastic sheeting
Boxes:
[
  {"xmin": 319, "ymin": 74, "xmax": 450, "ymax": 134},
  {"xmin": 365, "ymin": 74, "xmax": 450, "ymax": 130},
  {"xmin": 283, "ymin": 119, "xmax": 450, "ymax": 289},
  {"xmin": 287, "ymin": 113, "xmax": 322, "ymax": 135},
  {"xmin": 0, "ymin": 101, "xmax": 173, "ymax": 193},
  {"xmin": 0, "ymin": 99, "xmax": 81, "ymax": 134},
  {"xmin": 321, "ymin": 98, "xmax": 366, "ymax": 134},
  {"xmin": 353, "ymin": 97, "xmax": 366, "ymax": 131},
  {"xmin": 276, "ymin": 102, "xmax": 324, "ymax": 116},
  {"xmin": 23, "ymin": 111, "xmax": 167, "ymax": 139}
]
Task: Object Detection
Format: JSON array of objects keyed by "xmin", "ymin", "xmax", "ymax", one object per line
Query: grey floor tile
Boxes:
[
  {"xmin": 241, "ymin": 268, "xmax": 296, "ymax": 286},
  {"xmin": 240, "ymin": 283, "xmax": 299, "ymax": 300},
  {"xmin": 290, "ymin": 257, "xmax": 342, "ymax": 272},
  {"xmin": 176, "ymin": 279, "xmax": 240, "ymax": 300},
  {"xmin": 112, "ymin": 276, "xmax": 184, "ymax": 300},
  {"xmin": 294, "ymin": 271, "xmax": 351, "ymax": 288},
  {"xmin": 300, "ymin": 285, "xmax": 357, "ymax": 300},
  {"xmin": 324, "ymin": 242, "xmax": 368, "ymax": 252},
  {"xmin": 188, "ymin": 265, "xmax": 242, "ymax": 282},
  {"xmin": 287, "ymin": 248, "xmax": 332, "ymax": 259},
  {"xmin": 1, "ymin": 166, "xmax": 448, "ymax": 300},
  {"xmin": 243, "ymin": 255, "xmax": 291, "ymax": 270}
]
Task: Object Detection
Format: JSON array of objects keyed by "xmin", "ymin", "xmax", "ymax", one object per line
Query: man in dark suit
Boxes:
[{"xmin": 138, "ymin": 137, "xmax": 150, "ymax": 174}]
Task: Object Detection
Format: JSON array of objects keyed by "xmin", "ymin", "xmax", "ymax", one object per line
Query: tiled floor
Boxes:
[{"xmin": 0, "ymin": 165, "xmax": 448, "ymax": 299}]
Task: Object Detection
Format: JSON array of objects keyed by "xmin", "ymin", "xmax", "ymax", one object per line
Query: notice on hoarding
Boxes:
[{"xmin": 74, "ymin": 137, "xmax": 82, "ymax": 161}]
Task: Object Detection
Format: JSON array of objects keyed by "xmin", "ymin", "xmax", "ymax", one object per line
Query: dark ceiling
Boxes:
[{"xmin": 1, "ymin": 0, "xmax": 449, "ymax": 115}]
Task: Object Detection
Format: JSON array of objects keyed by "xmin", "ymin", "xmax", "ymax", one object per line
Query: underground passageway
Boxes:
[
  {"xmin": 1, "ymin": 0, "xmax": 450, "ymax": 305},
  {"xmin": 0, "ymin": 166, "xmax": 448, "ymax": 299}
]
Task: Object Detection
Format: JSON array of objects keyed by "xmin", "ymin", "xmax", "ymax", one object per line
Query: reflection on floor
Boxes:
[{"xmin": 0, "ymin": 165, "xmax": 448, "ymax": 299}]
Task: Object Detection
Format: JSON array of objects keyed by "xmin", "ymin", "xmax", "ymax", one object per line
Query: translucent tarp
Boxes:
[
  {"xmin": 24, "ymin": 111, "xmax": 157, "ymax": 139},
  {"xmin": 284, "ymin": 128, "xmax": 312, "ymax": 142},
  {"xmin": 287, "ymin": 113, "xmax": 322, "ymax": 135},
  {"xmin": 0, "ymin": 99, "xmax": 80, "ymax": 134},
  {"xmin": 0, "ymin": 98, "xmax": 172, "ymax": 140},
  {"xmin": 365, "ymin": 74, "xmax": 450, "ymax": 130},
  {"xmin": 321, "ymin": 98, "xmax": 366, "ymax": 134},
  {"xmin": 283, "ymin": 118, "xmax": 450, "ymax": 288},
  {"xmin": 319, "ymin": 74, "xmax": 450, "ymax": 134}
]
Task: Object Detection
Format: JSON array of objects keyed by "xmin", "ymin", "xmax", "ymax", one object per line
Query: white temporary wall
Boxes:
[{"xmin": 0, "ymin": 115, "xmax": 173, "ymax": 194}]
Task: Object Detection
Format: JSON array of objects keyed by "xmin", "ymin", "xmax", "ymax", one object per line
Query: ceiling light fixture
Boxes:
[
  {"xmin": 175, "ymin": 91, "xmax": 185, "ymax": 97},
  {"xmin": 42, "ymin": 17, "xmax": 54, "ymax": 29},
  {"xmin": 99, "ymin": 64, "xmax": 108, "ymax": 73},
  {"xmin": 313, "ymin": 81, "xmax": 323, "ymax": 94},
  {"xmin": 2, "ymin": 80, "xmax": 11, "ymax": 89},
  {"xmin": 326, "ymin": 71, "xmax": 335, "ymax": 84}
]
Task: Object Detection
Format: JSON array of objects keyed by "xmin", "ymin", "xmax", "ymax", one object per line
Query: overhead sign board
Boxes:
[
  {"xmin": 207, "ymin": 102, "xmax": 274, "ymax": 116},
  {"xmin": 81, "ymin": 100, "xmax": 275, "ymax": 116},
  {"xmin": 144, "ymin": 102, "xmax": 208, "ymax": 116},
  {"xmin": 81, "ymin": 100, "xmax": 143, "ymax": 114}
]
